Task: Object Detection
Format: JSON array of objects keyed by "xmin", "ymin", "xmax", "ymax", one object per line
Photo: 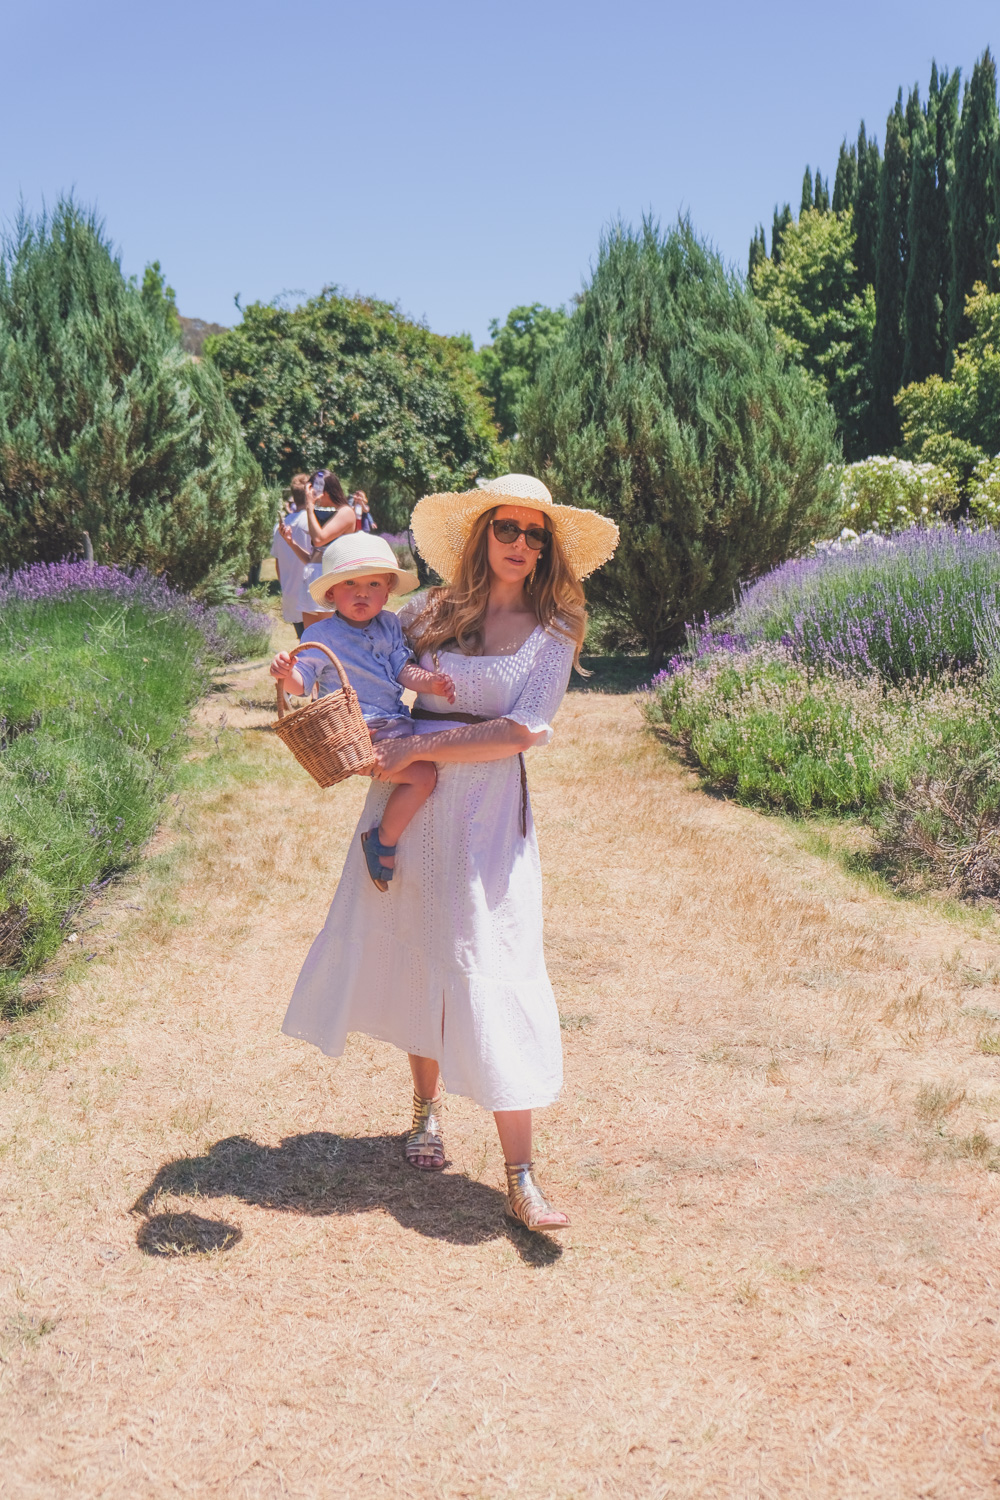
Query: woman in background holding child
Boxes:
[{"xmin": 279, "ymin": 475, "xmax": 617, "ymax": 1232}]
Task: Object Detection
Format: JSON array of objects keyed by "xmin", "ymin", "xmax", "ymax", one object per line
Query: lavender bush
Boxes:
[
  {"xmin": 644, "ymin": 526, "xmax": 1000, "ymax": 851},
  {"xmin": 680, "ymin": 526, "xmax": 1000, "ymax": 682},
  {"xmin": 0, "ymin": 562, "xmax": 272, "ymax": 1009}
]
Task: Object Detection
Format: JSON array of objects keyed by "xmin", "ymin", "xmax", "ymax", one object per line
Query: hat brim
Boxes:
[
  {"xmin": 409, "ymin": 486, "xmax": 618, "ymax": 583},
  {"xmin": 308, "ymin": 562, "xmax": 420, "ymax": 604}
]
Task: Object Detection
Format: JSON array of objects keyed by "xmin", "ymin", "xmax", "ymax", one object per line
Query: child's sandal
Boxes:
[{"xmin": 361, "ymin": 826, "xmax": 395, "ymax": 892}]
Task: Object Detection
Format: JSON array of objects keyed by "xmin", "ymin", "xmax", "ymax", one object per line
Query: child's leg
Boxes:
[{"xmin": 377, "ymin": 760, "xmax": 437, "ymax": 869}]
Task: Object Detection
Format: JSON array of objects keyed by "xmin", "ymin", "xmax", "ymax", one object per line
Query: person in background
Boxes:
[
  {"xmin": 270, "ymin": 474, "xmax": 313, "ymax": 639},
  {"xmin": 299, "ymin": 473, "xmax": 360, "ymax": 628},
  {"xmin": 352, "ymin": 490, "xmax": 377, "ymax": 532}
]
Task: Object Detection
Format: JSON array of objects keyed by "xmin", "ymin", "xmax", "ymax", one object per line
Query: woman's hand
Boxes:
[{"xmin": 371, "ymin": 735, "xmax": 418, "ymax": 781}]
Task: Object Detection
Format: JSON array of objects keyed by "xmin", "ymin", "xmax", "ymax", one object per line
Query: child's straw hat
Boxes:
[
  {"xmin": 410, "ymin": 474, "xmax": 619, "ymax": 583},
  {"xmin": 307, "ymin": 532, "xmax": 420, "ymax": 603}
]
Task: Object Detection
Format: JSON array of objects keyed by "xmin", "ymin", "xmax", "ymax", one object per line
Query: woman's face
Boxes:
[{"xmin": 485, "ymin": 505, "xmax": 547, "ymax": 587}]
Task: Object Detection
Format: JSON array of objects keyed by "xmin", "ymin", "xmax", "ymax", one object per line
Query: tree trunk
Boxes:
[{"xmin": 81, "ymin": 531, "xmax": 94, "ymax": 568}]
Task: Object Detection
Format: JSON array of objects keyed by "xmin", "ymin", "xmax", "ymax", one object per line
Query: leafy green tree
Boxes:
[
  {"xmin": 475, "ymin": 302, "xmax": 568, "ymax": 442},
  {"xmin": 518, "ymin": 219, "xmax": 840, "ymax": 668},
  {"xmin": 903, "ymin": 64, "xmax": 960, "ymax": 384},
  {"xmin": 869, "ymin": 98, "xmax": 910, "ymax": 450},
  {"xmin": 771, "ymin": 203, "xmax": 793, "ymax": 265},
  {"xmin": 800, "ymin": 167, "xmax": 815, "ymax": 217},
  {"xmin": 854, "ymin": 122, "xmax": 882, "ymax": 290},
  {"xmin": 832, "ymin": 140, "xmax": 858, "ymax": 213},
  {"xmin": 0, "ymin": 201, "xmax": 269, "ymax": 588},
  {"xmin": 207, "ymin": 289, "xmax": 501, "ymax": 530},
  {"xmin": 813, "ymin": 172, "xmax": 830, "ymax": 213},
  {"xmin": 948, "ymin": 49, "xmax": 1000, "ymax": 348},
  {"xmin": 897, "ymin": 267, "xmax": 1000, "ymax": 479},
  {"xmin": 752, "ymin": 209, "xmax": 875, "ymax": 460}
]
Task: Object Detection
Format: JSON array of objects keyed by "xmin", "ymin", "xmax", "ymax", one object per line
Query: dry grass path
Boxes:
[{"xmin": 3, "ymin": 628, "xmax": 1000, "ymax": 1498}]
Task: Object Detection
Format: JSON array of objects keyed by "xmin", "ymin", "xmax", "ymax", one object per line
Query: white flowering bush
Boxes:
[
  {"xmin": 831, "ymin": 456, "xmax": 959, "ymax": 533},
  {"xmin": 967, "ymin": 454, "xmax": 1000, "ymax": 525}
]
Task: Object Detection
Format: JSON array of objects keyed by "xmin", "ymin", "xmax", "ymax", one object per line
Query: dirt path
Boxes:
[{"xmin": 3, "ymin": 631, "xmax": 1000, "ymax": 1499}]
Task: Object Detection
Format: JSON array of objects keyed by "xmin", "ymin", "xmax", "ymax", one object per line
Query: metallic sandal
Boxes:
[
  {"xmin": 404, "ymin": 1091, "xmax": 446, "ymax": 1171},
  {"xmin": 504, "ymin": 1162, "xmax": 569, "ymax": 1232}
]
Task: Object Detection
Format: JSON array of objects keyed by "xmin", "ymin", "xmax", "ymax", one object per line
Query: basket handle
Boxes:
[{"xmin": 276, "ymin": 641, "xmax": 352, "ymax": 720}]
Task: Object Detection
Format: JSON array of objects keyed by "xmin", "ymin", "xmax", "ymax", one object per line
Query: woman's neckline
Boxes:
[{"xmin": 440, "ymin": 625, "xmax": 542, "ymax": 660}]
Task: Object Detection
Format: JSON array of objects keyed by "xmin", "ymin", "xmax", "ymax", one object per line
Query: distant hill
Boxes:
[{"xmin": 179, "ymin": 315, "xmax": 228, "ymax": 357}]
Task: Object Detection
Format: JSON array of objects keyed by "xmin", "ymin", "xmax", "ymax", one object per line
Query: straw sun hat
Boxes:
[
  {"xmin": 409, "ymin": 474, "xmax": 619, "ymax": 583},
  {"xmin": 307, "ymin": 532, "xmax": 420, "ymax": 603}
]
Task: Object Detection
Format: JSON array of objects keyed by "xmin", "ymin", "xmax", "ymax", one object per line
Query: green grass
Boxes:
[{"xmin": 0, "ymin": 590, "xmax": 269, "ymax": 1011}]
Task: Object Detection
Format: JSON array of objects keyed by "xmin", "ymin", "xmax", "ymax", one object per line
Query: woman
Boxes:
[
  {"xmin": 299, "ymin": 473, "xmax": 360, "ymax": 628},
  {"xmin": 281, "ymin": 474, "xmax": 618, "ymax": 1230}
]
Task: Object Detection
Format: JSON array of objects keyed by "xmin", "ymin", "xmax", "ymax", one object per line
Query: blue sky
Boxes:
[{"xmin": 3, "ymin": 1, "xmax": 997, "ymax": 344}]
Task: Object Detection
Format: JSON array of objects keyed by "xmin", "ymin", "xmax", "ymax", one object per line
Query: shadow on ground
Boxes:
[
  {"xmin": 130, "ymin": 1132, "xmax": 562, "ymax": 1266},
  {"xmin": 569, "ymin": 655, "xmax": 650, "ymax": 694}
]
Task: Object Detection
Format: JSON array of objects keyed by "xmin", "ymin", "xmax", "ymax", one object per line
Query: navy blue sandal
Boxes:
[{"xmin": 361, "ymin": 826, "xmax": 396, "ymax": 892}]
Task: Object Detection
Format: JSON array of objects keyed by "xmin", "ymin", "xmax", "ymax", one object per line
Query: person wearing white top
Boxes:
[
  {"xmin": 280, "ymin": 474, "xmax": 618, "ymax": 1233},
  {"xmin": 269, "ymin": 474, "xmax": 313, "ymax": 638}
]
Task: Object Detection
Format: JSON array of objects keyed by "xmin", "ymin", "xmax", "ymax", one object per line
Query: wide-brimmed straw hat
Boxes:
[
  {"xmin": 409, "ymin": 474, "xmax": 619, "ymax": 582},
  {"xmin": 307, "ymin": 532, "xmax": 419, "ymax": 603}
]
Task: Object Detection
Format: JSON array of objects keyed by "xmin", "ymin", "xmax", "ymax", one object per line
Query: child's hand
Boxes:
[
  {"xmin": 427, "ymin": 671, "xmax": 456, "ymax": 704},
  {"xmin": 269, "ymin": 651, "xmax": 294, "ymax": 681}
]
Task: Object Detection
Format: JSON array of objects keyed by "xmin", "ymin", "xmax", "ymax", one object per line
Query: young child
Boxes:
[{"xmin": 269, "ymin": 532, "xmax": 453, "ymax": 893}]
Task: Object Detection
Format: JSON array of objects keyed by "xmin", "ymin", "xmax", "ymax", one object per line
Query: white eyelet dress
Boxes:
[{"xmin": 281, "ymin": 609, "xmax": 575, "ymax": 1111}]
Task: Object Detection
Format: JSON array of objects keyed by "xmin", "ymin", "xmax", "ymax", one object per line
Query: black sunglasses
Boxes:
[{"xmin": 490, "ymin": 518, "xmax": 549, "ymax": 550}]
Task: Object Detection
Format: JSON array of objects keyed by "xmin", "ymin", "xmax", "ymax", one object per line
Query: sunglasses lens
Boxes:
[
  {"xmin": 492, "ymin": 520, "xmax": 520, "ymax": 542},
  {"xmin": 525, "ymin": 527, "xmax": 548, "ymax": 550}
]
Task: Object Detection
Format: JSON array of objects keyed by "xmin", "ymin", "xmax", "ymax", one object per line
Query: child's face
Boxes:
[{"xmin": 324, "ymin": 573, "xmax": 393, "ymax": 623}]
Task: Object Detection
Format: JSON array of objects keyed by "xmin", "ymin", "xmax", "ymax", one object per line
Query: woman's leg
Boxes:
[
  {"xmin": 408, "ymin": 1053, "xmax": 440, "ymax": 1100},
  {"xmin": 494, "ymin": 1110, "xmax": 569, "ymax": 1231},
  {"xmin": 405, "ymin": 1053, "xmax": 445, "ymax": 1171}
]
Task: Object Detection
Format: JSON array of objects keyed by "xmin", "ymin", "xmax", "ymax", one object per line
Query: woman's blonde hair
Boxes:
[{"xmin": 408, "ymin": 508, "xmax": 588, "ymax": 668}]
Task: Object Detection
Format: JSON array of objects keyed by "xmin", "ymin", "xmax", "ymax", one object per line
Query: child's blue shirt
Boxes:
[{"xmin": 294, "ymin": 611, "xmax": 413, "ymax": 724}]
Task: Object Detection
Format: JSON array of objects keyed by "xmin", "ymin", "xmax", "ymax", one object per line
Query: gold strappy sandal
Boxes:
[
  {"xmin": 504, "ymin": 1162, "xmax": 569, "ymax": 1231},
  {"xmin": 404, "ymin": 1091, "xmax": 445, "ymax": 1171}
]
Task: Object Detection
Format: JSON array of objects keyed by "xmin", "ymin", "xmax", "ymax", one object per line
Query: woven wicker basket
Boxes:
[{"xmin": 272, "ymin": 642, "xmax": 376, "ymax": 787}]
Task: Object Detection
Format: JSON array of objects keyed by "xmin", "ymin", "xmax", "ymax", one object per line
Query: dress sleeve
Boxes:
[
  {"xmin": 504, "ymin": 629, "xmax": 575, "ymax": 747},
  {"xmin": 396, "ymin": 591, "xmax": 429, "ymax": 640}
]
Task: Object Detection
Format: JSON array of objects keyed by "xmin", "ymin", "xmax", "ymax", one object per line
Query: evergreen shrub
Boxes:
[
  {"xmin": 0, "ymin": 201, "xmax": 271, "ymax": 590},
  {"xmin": 518, "ymin": 219, "xmax": 840, "ymax": 668}
]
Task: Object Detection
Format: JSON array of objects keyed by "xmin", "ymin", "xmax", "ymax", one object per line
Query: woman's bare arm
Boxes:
[{"xmin": 371, "ymin": 718, "xmax": 542, "ymax": 780}]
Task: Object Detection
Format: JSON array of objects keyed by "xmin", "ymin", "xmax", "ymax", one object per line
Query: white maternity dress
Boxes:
[{"xmin": 281, "ymin": 612, "xmax": 575, "ymax": 1111}]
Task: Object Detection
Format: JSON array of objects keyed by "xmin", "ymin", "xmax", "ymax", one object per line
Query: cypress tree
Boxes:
[
  {"xmin": 748, "ymin": 226, "xmax": 767, "ymax": 279},
  {"xmin": 518, "ymin": 220, "xmax": 840, "ymax": 668},
  {"xmin": 771, "ymin": 204, "xmax": 792, "ymax": 265},
  {"xmin": 869, "ymin": 100, "xmax": 910, "ymax": 449},
  {"xmin": 801, "ymin": 167, "xmax": 815, "ymax": 217},
  {"xmin": 903, "ymin": 64, "xmax": 960, "ymax": 382},
  {"xmin": 854, "ymin": 122, "xmax": 881, "ymax": 290},
  {"xmin": 832, "ymin": 140, "xmax": 858, "ymax": 213},
  {"xmin": 814, "ymin": 172, "xmax": 830, "ymax": 212},
  {"xmin": 948, "ymin": 49, "xmax": 1000, "ymax": 349}
]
